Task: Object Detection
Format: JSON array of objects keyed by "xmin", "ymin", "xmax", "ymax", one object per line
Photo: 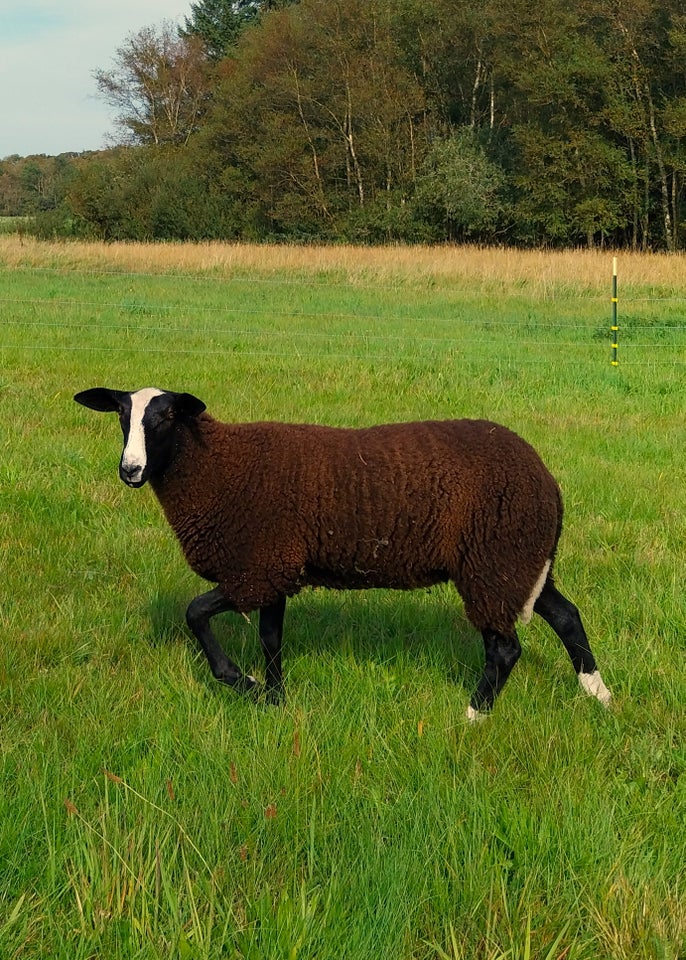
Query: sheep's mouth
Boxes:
[{"xmin": 123, "ymin": 477, "xmax": 147, "ymax": 488}]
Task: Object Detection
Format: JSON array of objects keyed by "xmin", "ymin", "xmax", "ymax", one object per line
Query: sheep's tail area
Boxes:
[{"xmin": 518, "ymin": 484, "xmax": 563, "ymax": 626}]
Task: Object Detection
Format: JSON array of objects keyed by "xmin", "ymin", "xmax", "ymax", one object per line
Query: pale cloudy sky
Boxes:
[{"xmin": 0, "ymin": 1, "xmax": 187, "ymax": 157}]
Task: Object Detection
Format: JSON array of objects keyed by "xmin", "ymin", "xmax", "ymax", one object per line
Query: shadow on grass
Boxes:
[{"xmin": 146, "ymin": 585, "xmax": 485, "ymax": 699}]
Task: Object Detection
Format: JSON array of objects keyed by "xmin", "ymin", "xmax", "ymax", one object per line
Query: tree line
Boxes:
[{"xmin": 4, "ymin": 0, "xmax": 686, "ymax": 249}]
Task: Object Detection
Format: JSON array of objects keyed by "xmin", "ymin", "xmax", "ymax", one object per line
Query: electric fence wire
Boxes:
[{"xmin": 3, "ymin": 273, "xmax": 686, "ymax": 365}]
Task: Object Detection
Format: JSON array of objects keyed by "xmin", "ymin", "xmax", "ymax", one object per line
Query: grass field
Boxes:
[{"xmin": 1, "ymin": 237, "xmax": 685, "ymax": 959}]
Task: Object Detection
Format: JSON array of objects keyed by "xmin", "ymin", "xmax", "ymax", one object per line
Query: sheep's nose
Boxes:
[{"xmin": 119, "ymin": 462, "xmax": 145, "ymax": 486}]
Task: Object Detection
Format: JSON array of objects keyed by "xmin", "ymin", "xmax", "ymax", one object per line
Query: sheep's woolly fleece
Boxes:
[{"xmin": 151, "ymin": 414, "xmax": 561, "ymax": 631}]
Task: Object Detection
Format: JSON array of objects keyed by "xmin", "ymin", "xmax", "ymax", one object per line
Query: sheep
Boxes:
[{"xmin": 73, "ymin": 386, "xmax": 612, "ymax": 718}]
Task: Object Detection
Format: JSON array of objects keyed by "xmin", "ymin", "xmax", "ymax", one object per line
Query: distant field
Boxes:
[{"xmin": 1, "ymin": 237, "xmax": 685, "ymax": 959}]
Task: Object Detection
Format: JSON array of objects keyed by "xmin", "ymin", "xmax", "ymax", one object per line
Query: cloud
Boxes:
[{"xmin": 0, "ymin": 0, "xmax": 186, "ymax": 157}]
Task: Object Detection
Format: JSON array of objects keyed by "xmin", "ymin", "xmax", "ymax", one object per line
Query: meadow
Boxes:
[{"xmin": 1, "ymin": 236, "xmax": 685, "ymax": 959}]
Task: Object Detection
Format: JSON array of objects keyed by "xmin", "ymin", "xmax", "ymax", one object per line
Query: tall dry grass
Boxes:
[{"xmin": 2, "ymin": 236, "xmax": 686, "ymax": 292}]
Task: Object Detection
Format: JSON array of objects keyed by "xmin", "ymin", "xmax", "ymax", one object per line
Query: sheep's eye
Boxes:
[{"xmin": 150, "ymin": 409, "xmax": 174, "ymax": 428}]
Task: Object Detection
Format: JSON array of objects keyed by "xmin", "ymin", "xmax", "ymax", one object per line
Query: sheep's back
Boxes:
[{"xmin": 292, "ymin": 419, "xmax": 560, "ymax": 591}]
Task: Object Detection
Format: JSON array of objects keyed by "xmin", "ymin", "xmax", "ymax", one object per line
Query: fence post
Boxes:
[{"xmin": 611, "ymin": 256, "xmax": 618, "ymax": 366}]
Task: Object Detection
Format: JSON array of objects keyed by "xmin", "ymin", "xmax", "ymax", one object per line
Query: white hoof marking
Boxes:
[
  {"xmin": 578, "ymin": 670, "xmax": 612, "ymax": 707},
  {"xmin": 466, "ymin": 705, "xmax": 486, "ymax": 723}
]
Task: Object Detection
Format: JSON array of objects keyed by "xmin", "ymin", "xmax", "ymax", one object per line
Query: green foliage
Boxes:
[
  {"xmin": 505, "ymin": 126, "xmax": 633, "ymax": 248},
  {"xmin": 94, "ymin": 23, "xmax": 212, "ymax": 148},
  {"xmin": 415, "ymin": 130, "xmax": 505, "ymax": 240},
  {"xmin": 334, "ymin": 193, "xmax": 436, "ymax": 244},
  {"xmin": 31, "ymin": 203, "xmax": 80, "ymax": 239},
  {"xmin": 63, "ymin": 147, "xmax": 241, "ymax": 240},
  {"xmin": 0, "ymin": 216, "xmax": 29, "ymax": 235},
  {"xmin": 201, "ymin": 0, "xmax": 427, "ymax": 239},
  {"xmin": 181, "ymin": 0, "xmax": 254, "ymax": 60},
  {"xmin": 0, "ymin": 153, "xmax": 79, "ymax": 218},
  {"xmin": 181, "ymin": 0, "xmax": 299, "ymax": 60}
]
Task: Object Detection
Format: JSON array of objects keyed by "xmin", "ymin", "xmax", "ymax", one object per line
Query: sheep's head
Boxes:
[{"xmin": 74, "ymin": 387, "xmax": 206, "ymax": 487}]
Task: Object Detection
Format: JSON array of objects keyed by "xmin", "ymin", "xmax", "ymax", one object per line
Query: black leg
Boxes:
[
  {"xmin": 534, "ymin": 580, "xmax": 596, "ymax": 673},
  {"xmin": 186, "ymin": 586, "xmax": 257, "ymax": 693},
  {"xmin": 534, "ymin": 580, "xmax": 611, "ymax": 705},
  {"xmin": 259, "ymin": 596, "xmax": 286, "ymax": 703},
  {"xmin": 468, "ymin": 628, "xmax": 521, "ymax": 718}
]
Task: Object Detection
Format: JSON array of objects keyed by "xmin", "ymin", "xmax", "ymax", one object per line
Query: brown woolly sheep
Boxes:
[{"xmin": 74, "ymin": 386, "xmax": 612, "ymax": 718}]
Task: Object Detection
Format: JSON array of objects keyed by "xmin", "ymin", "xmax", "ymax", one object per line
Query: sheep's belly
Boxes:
[{"xmin": 303, "ymin": 563, "xmax": 450, "ymax": 591}]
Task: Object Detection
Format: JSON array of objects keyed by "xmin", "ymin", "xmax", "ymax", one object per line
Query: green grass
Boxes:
[{"xmin": 1, "ymin": 245, "xmax": 685, "ymax": 959}]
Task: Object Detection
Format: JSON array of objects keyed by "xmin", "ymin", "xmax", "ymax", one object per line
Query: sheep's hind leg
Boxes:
[
  {"xmin": 259, "ymin": 596, "xmax": 286, "ymax": 704},
  {"xmin": 533, "ymin": 580, "xmax": 611, "ymax": 706},
  {"xmin": 186, "ymin": 587, "xmax": 257, "ymax": 693},
  {"xmin": 467, "ymin": 628, "xmax": 521, "ymax": 722}
]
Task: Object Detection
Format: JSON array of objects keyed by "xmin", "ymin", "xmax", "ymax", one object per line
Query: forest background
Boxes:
[{"xmin": 3, "ymin": 0, "xmax": 686, "ymax": 249}]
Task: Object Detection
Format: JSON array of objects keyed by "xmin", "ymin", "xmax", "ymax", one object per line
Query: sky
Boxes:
[{"xmin": 0, "ymin": 1, "xmax": 188, "ymax": 158}]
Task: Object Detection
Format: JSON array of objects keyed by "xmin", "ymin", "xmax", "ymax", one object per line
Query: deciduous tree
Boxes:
[
  {"xmin": 94, "ymin": 22, "xmax": 211, "ymax": 146},
  {"xmin": 204, "ymin": 0, "xmax": 426, "ymax": 238},
  {"xmin": 416, "ymin": 129, "xmax": 504, "ymax": 240}
]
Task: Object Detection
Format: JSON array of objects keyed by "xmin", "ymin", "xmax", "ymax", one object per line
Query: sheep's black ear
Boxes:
[
  {"xmin": 174, "ymin": 392, "xmax": 206, "ymax": 419},
  {"xmin": 74, "ymin": 388, "xmax": 128, "ymax": 413}
]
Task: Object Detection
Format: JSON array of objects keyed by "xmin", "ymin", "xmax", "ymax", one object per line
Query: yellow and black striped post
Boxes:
[{"xmin": 611, "ymin": 256, "xmax": 618, "ymax": 366}]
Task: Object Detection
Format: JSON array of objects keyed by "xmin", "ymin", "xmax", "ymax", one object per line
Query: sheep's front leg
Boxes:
[
  {"xmin": 259, "ymin": 596, "xmax": 286, "ymax": 703},
  {"xmin": 186, "ymin": 587, "xmax": 257, "ymax": 693}
]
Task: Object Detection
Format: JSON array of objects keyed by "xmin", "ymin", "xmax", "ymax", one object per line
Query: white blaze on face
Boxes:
[{"xmin": 121, "ymin": 387, "xmax": 164, "ymax": 481}]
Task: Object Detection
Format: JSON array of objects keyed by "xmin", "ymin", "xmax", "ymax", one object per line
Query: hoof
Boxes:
[
  {"xmin": 466, "ymin": 704, "xmax": 487, "ymax": 723},
  {"xmin": 217, "ymin": 672, "xmax": 259, "ymax": 695},
  {"xmin": 578, "ymin": 670, "xmax": 612, "ymax": 707},
  {"xmin": 263, "ymin": 685, "xmax": 284, "ymax": 706},
  {"xmin": 236, "ymin": 674, "xmax": 260, "ymax": 696}
]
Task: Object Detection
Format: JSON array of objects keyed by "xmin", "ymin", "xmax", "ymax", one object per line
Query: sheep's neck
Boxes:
[{"xmin": 149, "ymin": 418, "xmax": 246, "ymax": 528}]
